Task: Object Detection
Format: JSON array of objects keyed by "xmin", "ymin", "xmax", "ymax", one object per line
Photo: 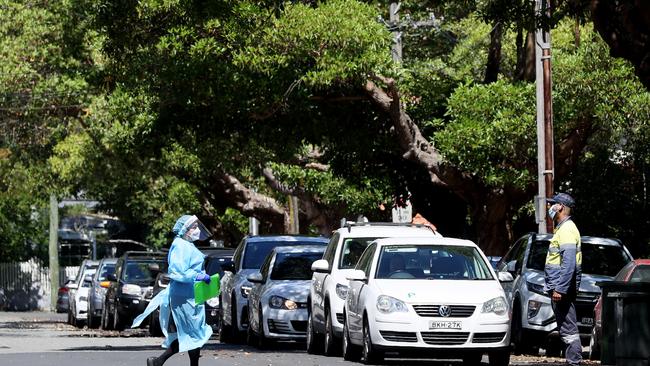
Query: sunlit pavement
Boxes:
[{"xmin": 0, "ymin": 311, "xmax": 597, "ymax": 365}]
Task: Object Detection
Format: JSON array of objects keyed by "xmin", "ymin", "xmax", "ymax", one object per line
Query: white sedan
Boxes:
[
  {"xmin": 246, "ymin": 245, "xmax": 326, "ymax": 348},
  {"xmin": 343, "ymin": 237, "xmax": 513, "ymax": 365}
]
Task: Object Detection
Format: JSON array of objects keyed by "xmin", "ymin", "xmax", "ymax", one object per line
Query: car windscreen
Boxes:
[
  {"xmin": 630, "ymin": 265, "xmax": 650, "ymax": 282},
  {"xmin": 97, "ymin": 264, "xmax": 115, "ymax": 281},
  {"xmin": 528, "ymin": 240, "xmax": 630, "ymax": 276},
  {"xmin": 375, "ymin": 245, "xmax": 494, "ymax": 280},
  {"xmin": 242, "ymin": 240, "xmax": 326, "ymax": 269},
  {"xmin": 270, "ymin": 252, "xmax": 324, "ymax": 280},
  {"xmin": 206, "ymin": 257, "xmax": 232, "ymax": 276},
  {"xmin": 339, "ymin": 237, "xmax": 378, "ymax": 269},
  {"xmin": 122, "ymin": 260, "xmax": 166, "ymax": 284}
]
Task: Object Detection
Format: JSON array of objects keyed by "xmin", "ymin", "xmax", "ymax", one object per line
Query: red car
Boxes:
[{"xmin": 590, "ymin": 259, "xmax": 650, "ymax": 359}]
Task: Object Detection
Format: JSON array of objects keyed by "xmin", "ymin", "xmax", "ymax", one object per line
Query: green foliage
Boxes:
[
  {"xmin": 436, "ymin": 80, "xmax": 536, "ymax": 189},
  {"xmin": 267, "ymin": 162, "xmax": 389, "ymax": 216},
  {"xmin": 237, "ymin": 0, "xmax": 393, "ymax": 88}
]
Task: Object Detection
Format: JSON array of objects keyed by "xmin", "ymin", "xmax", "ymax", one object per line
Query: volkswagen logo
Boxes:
[{"xmin": 438, "ymin": 305, "xmax": 452, "ymax": 317}]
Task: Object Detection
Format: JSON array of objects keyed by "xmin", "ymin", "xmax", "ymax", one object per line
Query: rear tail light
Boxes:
[{"xmin": 58, "ymin": 287, "xmax": 69, "ymax": 294}]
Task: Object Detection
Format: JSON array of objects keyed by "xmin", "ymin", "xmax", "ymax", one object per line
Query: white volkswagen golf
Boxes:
[{"xmin": 342, "ymin": 237, "xmax": 512, "ymax": 365}]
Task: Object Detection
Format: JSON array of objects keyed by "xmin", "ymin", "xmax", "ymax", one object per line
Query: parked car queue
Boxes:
[{"xmin": 57, "ymin": 222, "xmax": 648, "ymax": 365}]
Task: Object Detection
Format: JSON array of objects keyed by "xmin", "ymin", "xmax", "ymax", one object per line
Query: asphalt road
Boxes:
[{"xmin": 0, "ymin": 311, "xmax": 594, "ymax": 366}]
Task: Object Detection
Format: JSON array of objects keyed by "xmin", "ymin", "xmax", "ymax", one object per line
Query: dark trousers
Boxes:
[{"xmin": 552, "ymin": 298, "xmax": 582, "ymax": 365}]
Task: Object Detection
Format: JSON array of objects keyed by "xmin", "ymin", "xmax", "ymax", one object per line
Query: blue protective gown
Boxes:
[{"xmin": 132, "ymin": 217, "xmax": 213, "ymax": 352}]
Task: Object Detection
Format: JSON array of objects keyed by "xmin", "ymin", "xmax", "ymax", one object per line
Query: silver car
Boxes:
[
  {"xmin": 87, "ymin": 258, "xmax": 117, "ymax": 328},
  {"xmin": 219, "ymin": 235, "xmax": 328, "ymax": 343},
  {"xmin": 496, "ymin": 233, "xmax": 632, "ymax": 355},
  {"xmin": 246, "ymin": 245, "xmax": 326, "ymax": 348}
]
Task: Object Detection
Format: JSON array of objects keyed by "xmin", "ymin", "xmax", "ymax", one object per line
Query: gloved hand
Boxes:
[{"xmin": 195, "ymin": 273, "xmax": 211, "ymax": 284}]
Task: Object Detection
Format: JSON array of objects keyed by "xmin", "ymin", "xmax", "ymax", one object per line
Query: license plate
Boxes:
[
  {"xmin": 581, "ymin": 317, "xmax": 594, "ymax": 326},
  {"xmin": 429, "ymin": 320, "xmax": 462, "ymax": 330}
]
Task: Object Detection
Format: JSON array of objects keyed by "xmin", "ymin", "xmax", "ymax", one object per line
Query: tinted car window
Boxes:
[
  {"xmin": 629, "ymin": 265, "xmax": 650, "ymax": 282},
  {"xmin": 339, "ymin": 238, "xmax": 378, "ymax": 269},
  {"xmin": 376, "ymin": 245, "xmax": 494, "ymax": 280},
  {"xmin": 205, "ymin": 257, "xmax": 231, "ymax": 277},
  {"xmin": 528, "ymin": 240, "xmax": 630, "ymax": 276},
  {"xmin": 122, "ymin": 261, "xmax": 165, "ymax": 283},
  {"xmin": 97, "ymin": 264, "xmax": 115, "ymax": 281},
  {"xmin": 243, "ymin": 240, "xmax": 325, "ymax": 269},
  {"xmin": 270, "ymin": 252, "xmax": 324, "ymax": 280}
]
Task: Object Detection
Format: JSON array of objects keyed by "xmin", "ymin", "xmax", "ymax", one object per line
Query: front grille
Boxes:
[
  {"xmin": 268, "ymin": 319, "xmax": 292, "ymax": 334},
  {"xmin": 380, "ymin": 331, "xmax": 418, "ymax": 343},
  {"xmin": 412, "ymin": 305, "xmax": 476, "ymax": 318},
  {"xmin": 472, "ymin": 332, "xmax": 506, "ymax": 343},
  {"xmin": 421, "ymin": 332, "xmax": 469, "ymax": 345},
  {"xmin": 336, "ymin": 313, "xmax": 344, "ymax": 324},
  {"xmin": 291, "ymin": 320, "xmax": 307, "ymax": 332}
]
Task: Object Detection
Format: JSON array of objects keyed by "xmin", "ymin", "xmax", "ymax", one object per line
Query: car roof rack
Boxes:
[{"xmin": 342, "ymin": 221, "xmax": 437, "ymax": 234}]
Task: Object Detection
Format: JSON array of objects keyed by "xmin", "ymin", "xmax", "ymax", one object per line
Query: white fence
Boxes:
[{"xmin": 0, "ymin": 259, "xmax": 79, "ymax": 311}]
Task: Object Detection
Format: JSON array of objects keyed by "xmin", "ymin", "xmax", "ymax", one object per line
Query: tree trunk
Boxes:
[
  {"xmin": 523, "ymin": 31, "xmax": 536, "ymax": 81},
  {"xmin": 471, "ymin": 193, "xmax": 514, "ymax": 256},
  {"xmin": 484, "ymin": 22, "xmax": 503, "ymax": 84}
]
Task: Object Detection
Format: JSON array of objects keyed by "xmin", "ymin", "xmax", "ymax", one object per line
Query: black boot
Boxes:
[
  {"xmin": 147, "ymin": 340, "xmax": 179, "ymax": 366},
  {"xmin": 188, "ymin": 348, "xmax": 200, "ymax": 366}
]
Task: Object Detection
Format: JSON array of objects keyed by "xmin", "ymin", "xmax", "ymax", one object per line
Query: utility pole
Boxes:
[
  {"xmin": 288, "ymin": 196, "xmax": 299, "ymax": 234},
  {"xmin": 48, "ymin": 194, "xmax": 59, "ymax": 312},
  {"xmin": 382, "ymin": 3, "xmax": 440, "ymax": 63},
  {"xmin": 535, "ymin": 0, "xmax": 554, "ymax": 233}
]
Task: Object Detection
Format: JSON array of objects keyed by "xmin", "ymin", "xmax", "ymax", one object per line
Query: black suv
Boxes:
[
  {"xmin": 202, "ymin": 248, "xmax": 235, "ymax": 331},
  {"xmin": 102, "ymin": 251, "xmax": 166, "ymax": 330}
]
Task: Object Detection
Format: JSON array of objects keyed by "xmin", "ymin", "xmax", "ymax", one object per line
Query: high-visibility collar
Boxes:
[{"xmin": 553, "ymin": 216, "xmax": 572, "ymax": 232}]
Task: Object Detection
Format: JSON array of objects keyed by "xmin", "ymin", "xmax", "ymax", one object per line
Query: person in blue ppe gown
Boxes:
[{"xmin": 132, "ymin": 215, "xmax": 213, "ymax": 366}]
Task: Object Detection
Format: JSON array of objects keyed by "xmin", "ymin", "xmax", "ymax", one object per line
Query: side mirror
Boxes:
[
  {"xmin": 106, "ymin": 273, "xmax": 117, "ymax": 282},
  {"xmin": 68, "ymin": 283, "xmax": 78, "ymax": 290},
  {"xmin": 311, "ymin": 259, "xmax": 330, "ymax": 273},
  {"xmin": 506, "ymin": 260, "xmax": 517, "ymax": 274},
  {"xmin": 346, "ymin": 269, "xmax": 367, "ymax": 282},
  {"xmin": 222, "ymin": 261, "xmax": 235, "ymax": 273},
  {"xmin": 247, "ymin": 272, "xmax": 264, "ymax": 284},
  {"xmin": 498, "ymin": 271, "xmax": 514, "ymax": 282},
  {"xmin": 83, "ymin": 275, "xmax": 93, "ymax": 283}
]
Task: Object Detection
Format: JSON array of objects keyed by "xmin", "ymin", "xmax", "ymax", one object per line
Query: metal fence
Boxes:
[{"xmin": 0, "ymin": 259, "xmax": 79, "ymax": 311}]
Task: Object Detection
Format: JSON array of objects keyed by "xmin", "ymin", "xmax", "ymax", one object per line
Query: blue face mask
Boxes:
[{"xmin": 548, "ymin": 205, "xmax": 559, "ymax": 220}]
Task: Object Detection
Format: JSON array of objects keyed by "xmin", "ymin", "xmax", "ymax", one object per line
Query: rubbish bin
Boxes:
[{"xmin": 598, "ymin": 281, "xmax": 650, "ymax": 366}]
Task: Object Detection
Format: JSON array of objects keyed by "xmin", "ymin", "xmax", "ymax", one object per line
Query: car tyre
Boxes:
[
  {"xmin": 229, "ymin": 294, "xmax": 242, "ymax": 343},
  {"xmin": 149, "ymin": 311, "xmax": 163, "ymax": 337},
  {"xmin": 218, "ymin": 295, "xmax": 233, "ymax": 343},
  {"xmin": 306, "ymin": 311, "xmax": 323, "ymax": 354},
  {"xmin": 113, "ymin": 305, "xmax": 125, "ymax": 331},
  {"xmin": 511, "ymin": 301, "xmax": 539, "ymax": 355},
  {"xmin": 324, "ymin": 307, "xmax": 340, "ymax": 356},
  {"xmin": 255, "ymin": 306, "xmax": 269, "ymax": 349},
  {"xmin": 342, "ymin": 315, "xmax": 360, "ymax": 361},
  {"xmin": 545, "ymin": 337, "xmax": 563, "ymax": 357},
  {"xmin": 101, "ymin": 303, "xmax": 114, "ymax": 330},
  {"xmin": 589, "ymin": 327, "xmax": 600, "ymax": 360},
  {"xmin": 488, "ymin": 350, "xmax": 510, "ymax": 366},
  {"xmin": 361, "ymin": 317, "xmax": 383, "ymax": 364}
]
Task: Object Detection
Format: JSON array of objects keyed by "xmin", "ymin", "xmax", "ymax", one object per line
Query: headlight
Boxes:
[
  {"xmin": 240, "ymin": 285, "xmax": 252, "ymax": 299},
  {"xmin": 122, "ymin": 284, "xmax": 142, "ymax": 296},
  {"xmin": 376, "ymin": 295, "xmax": 408, "ymax": 314},
  {"xmin": 481, "ymin": 296, "xmax": 508, "ymax": 315},
  {"xmin": 206, "ymin": 297, "xmax": 220, "ymax": 307},
  {"xmin": 528, "ymin": 300, "xmax": 542, "ymax": 319},
  {"xmin": 526, "ymin": 281, "xmax": 548, "ymax": 296},
  {"xmin": 269, "ymin": 295, "xmax": 298, "ymax": 310},
  {"xmin": 335, "ymin": 284, "xmax": 349, "ymax": 300}
]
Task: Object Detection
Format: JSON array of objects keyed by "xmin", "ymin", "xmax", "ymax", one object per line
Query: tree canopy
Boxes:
[{"xmin": 1, "ymin": 0, "xmax": 649, "ymax": 258}]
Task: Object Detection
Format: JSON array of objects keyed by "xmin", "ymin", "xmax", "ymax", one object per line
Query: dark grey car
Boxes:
[{"xmin": 87, "ymin": 258, "xmax": 117, "ymax": 328}]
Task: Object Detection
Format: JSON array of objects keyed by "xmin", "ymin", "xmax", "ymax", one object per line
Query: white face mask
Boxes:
[
  {"xmin": 548, "ymin": 204, "xmax": 560, "ymax": 220},
  {"xmin": 188, "ymin": 228, "xmax": 201, "ymax": 242}
]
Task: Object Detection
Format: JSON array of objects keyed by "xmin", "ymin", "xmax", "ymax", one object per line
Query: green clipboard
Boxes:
[{"xmin": 194, "ymin": 273, "xmax": 220, "ymax": 305}]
